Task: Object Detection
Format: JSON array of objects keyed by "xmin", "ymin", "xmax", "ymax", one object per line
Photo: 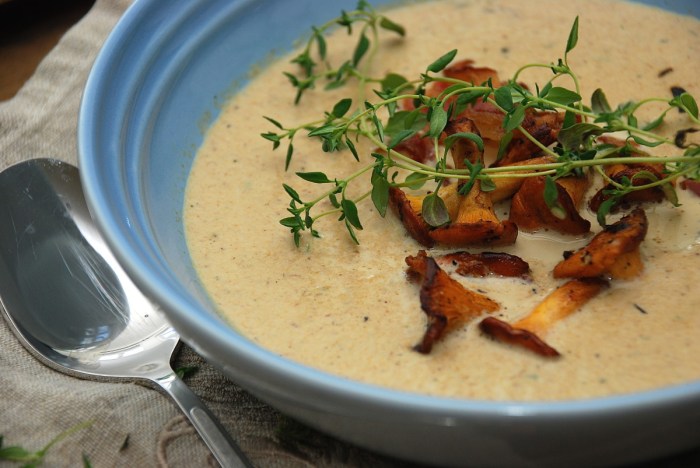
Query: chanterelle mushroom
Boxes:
[
  {"xmin": 553, "ymin": 208, "xmax": 648, "ymax": 279},
  {"xmin": 389, "ymin": 115, "xmax": 518, "ymax": 247},
  {"xmin": 509, "ymin": 175, "xmax": 591, "ymax": 235},
  {"xmin": 406, "ymin": 251, "xmax": 499, "ymax": 354},
  {"xmin": 436, "ymin": 250, "xmax": 531, "ymax": 279},
  {"xmin": 479, "ymin": 278, "xmax": 608, "ymax": 357}
]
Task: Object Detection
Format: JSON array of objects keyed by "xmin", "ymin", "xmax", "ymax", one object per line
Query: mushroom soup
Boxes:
[{"xmin": 184, "ymin": 0, "xmax": 700, "ymax": 400}]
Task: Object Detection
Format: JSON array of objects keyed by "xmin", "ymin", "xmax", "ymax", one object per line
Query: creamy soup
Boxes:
[{"xmin": 185, "ymin": 0, "xmax": 700, "ymax": 400}]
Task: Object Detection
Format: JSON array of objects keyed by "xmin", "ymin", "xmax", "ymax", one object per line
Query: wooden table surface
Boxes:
[{"xmin": 0, "ymin": 0, "xmax": 95, "ymax": 101}]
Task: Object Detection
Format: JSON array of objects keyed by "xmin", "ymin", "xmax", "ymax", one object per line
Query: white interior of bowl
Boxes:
[{"xmin": 78, "ymin": 0, "xmax": 700, "ymax": 465}]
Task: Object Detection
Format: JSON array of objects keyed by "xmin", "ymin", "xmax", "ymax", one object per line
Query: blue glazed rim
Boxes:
[{"xmin": 78, "ymin": 0, "xmax": 700, "ymax": 439}]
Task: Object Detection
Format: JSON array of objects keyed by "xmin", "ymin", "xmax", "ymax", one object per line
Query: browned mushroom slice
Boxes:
[
  {"xmin": 392, "ymin": 133, "xmax": 435, "ymax": 164},
  {"xmin": 479, "ymin": 317, "xmax": 560, "ymax": 357},
  {"xmin": 605, "ymin": 249, "xmax": 644, "ymax": 280},
  {"xmin": 389, "ymin": 187, "xmax": 435, "ymax": 247},
  {"xmin": 406, "ymin": 252, "xmax": 499, "ymax": 354},
  {"xmin": 442, "ymin": 59, "xmax": 503, "ymax": 86},
  {"xmin": 437, "ymin": 251, "xmax": 530, "ymax": 278},
  {"xmin": 479, "ymin": 278, "xmax": 608, "ymax": 357},
  {"xmin": 463, "ymin": 101, "xmax": 506, "ymax": 141},
  {"xmin": 556, "ymin": 175, "xmax": 590, "ymax": 208},
  {"xmin": 488, "ymin": 155, "xmax": 557, "ymax": 203},
  {"xmin": 430, "ymin": 180, "xmax": 518, "ymax": 247},
  {"xmin": 680, "ymin": 178, "xmax": 700, "ymax": 198},
  {"xmin": 494, "ymin": 109, "xmax": 565, "ymax": 167},
  {"xmin": 509, "ymin": 176, "xmax": 591, "ymax": 235},
  {"xmin": 553, "ymin": 208, "xmax": 648, "ymax": 279}
]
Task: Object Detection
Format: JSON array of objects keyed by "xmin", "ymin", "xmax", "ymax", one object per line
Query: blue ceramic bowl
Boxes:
[{"xmin": 79, "ymin": 1, "xmax": 700, "ymax": 466}]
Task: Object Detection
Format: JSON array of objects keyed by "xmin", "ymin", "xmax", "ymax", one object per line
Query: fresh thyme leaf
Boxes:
[
  {"xmin": 297, "ymin": 171, "xmax": 333, "ymax": 183},
  {"xmin": 285, "ymin": 143, "xmax": 294, "ymax": 170},
  {"xmin": 494, "ymin": 86, "xmax": 514, "ymax": 112},
  {"xmin": 458, "ymin": 160, "xmax": 484, "ymax": 195},
  {"xmin": 543, "ymin": 87, "xmax": 581, "ymax": 106},
  {"xmin": 404, "ymin": 172, "xmax": 428, "ymax": 189},
  {"xmin": 385, "ymin": 110, "xmax": 428, "ymax": 135},
  {"xmin": 0, "ymin": 445, "xmax": 32, "ymax": 461},
  {"xmin": 371, "ymin": 109, "xmax": 385, "ymax": 142},
  {"xmin": 591, "ymin": 88, "xmax": 611, "ymax": 113},
  {"xmin": 562, "ymin": 109, "xmax": 577, "ymax": 129},
  {"xmin": 428, "ymin": 105, "xmax": 448, "ymax": 138},
  {"xmin": 661, "ymin": 179, "xmax": 680, "ymax": 206},
  {"xmin": 332, "ymin": 98, "xmax": 353, "ymax": 118},
  {"xmin": 685, "ymin": 145, "xmax": 700, "ymax": 157},
  {"xmin": 443, "ymin": 132, "xmax": 485, "ymax": 153},
  {"xmin": 480, "ymin": 174, "xmax": 497, "ymax": 192},
  {"xmin": 313, "ymin": 27, "xmax": 327, "ymax": 59},
  {"xmin": 352, "ymin": 33, "xmax": 370, "ymax": 66},
  {"xmin": 496, "ymin": 131, "xmax": 514, "ymax": 162},
  {"xmin": 642, "ymin": 110, "xmax": 669, "ymax": 131},
  {"xmin": 422, "ymin": 193, "xmax": 450, "ymax": 227},
  {"xmin": 427, "ymin": 49, "xmax": 458, "ymax": 73},
  {"xmin": 543, "ymin": 176, "xmax": 567, "ymax": 219},
  {"xmin": 345, "ymin": 136, "xmax": 359, "ymax": 161},
  {"xmin": 261, "ymin": 132, "xmax": 282, "ymax": 150},
  {"xmin": 679, "ymin": 92, "xmax": 699, "ymax": 118},
  {"xmin": 596, "ymin": 196, "xmax": 618, "ymax": 227},
  {"xmin": 371, "ymin": 169, "xmax": 390, "ymax": 216},
  {"xmin": 565, "ymin": 16, "xmax": 579, "ymax": 55},
  {"xmin": 280, "ymin": 216, "xmax": 300, "ymax": 228},
  {"xmin": 631, "ymin": 135, "xmax": 665, "ymax": 147},
  {"xmin": 503, "ymin": 105, "xmax": 526, "ymax": 133},
  {"xmin": 538, "ymin": 81, "xmax": 552, "ymax": 99},
  {"xmin": 263, "ymin": 116, "xmax": 284, "ymax": 129},
  {"xmin": 379, "ymin": 16, "xmax": 406, "ymax": 36},
  {"xmin": 341, "ymin": 199, "xmax": 363, "ymax": 230},
  {"xmin": 381, "ymin": 73, "xmax": 409, "ymax": 92},
  {"xmin": 283, "ymin": 184, "xmax": 302, "ymax": 203},
  {"xmin": 452, "ymin": 88, "xmax": 488, "ymax": 115},
  {"xmin": 338, "ymin": 10, "xmax": 353, "ymax": 31},
  {"xmin": 387, "ymin": 129, "xmax": 417, "ymax": 149},
  {"xmin": 0, "ymin": 421, "xmax": 94, "ymax": 466},
  {"xmin": 558, "ymin": 122, "xmax": 605, "ymax": 150}
]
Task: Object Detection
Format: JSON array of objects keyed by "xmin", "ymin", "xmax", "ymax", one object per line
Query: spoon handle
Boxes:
[{"xmin": 156, "ymin": 372, "xmax": 252, "ymax": 468}]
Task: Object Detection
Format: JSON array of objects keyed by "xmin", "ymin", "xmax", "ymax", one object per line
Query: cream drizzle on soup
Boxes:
[{"xmin": 184, "ymin": 0, "xmax": 700, "ymax": 401}]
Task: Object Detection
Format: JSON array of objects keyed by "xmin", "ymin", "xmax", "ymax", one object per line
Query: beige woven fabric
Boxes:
[{"xmin": 0, "ymin": 1, "xmax": 397, "ymax": 466}]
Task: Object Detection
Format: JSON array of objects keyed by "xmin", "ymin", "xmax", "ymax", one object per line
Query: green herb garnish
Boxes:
[
  {"xmin": 0, "ymin": 420, "xmax": 93, "ymax": 467},
  {"xmin": 263, "ymin": 3, "xmax": 700, "ymax": 246}
]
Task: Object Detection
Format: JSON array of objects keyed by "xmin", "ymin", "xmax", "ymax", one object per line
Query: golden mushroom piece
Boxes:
[
  {"xmin": 406, "ymin": 251, "xmax": 499, "ymax": 354},
  {"xmin": 553, "ymin": 208, "xmax": 648, "ymax": 279},
  {"xmin": 509, "ymin": 175, "xmax": 591, "ymax": 235},
  {"xmin": 479, "ymin": 278, "xmax": 608, "ymax": 357}
]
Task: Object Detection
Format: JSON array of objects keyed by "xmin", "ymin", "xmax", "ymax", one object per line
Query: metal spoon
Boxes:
[{"xmin": 0, "ymin": 158, "xmax": 251, "ymax": 468}]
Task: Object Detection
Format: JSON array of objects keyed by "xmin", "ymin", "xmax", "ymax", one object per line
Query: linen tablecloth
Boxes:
[
  {"xmin": 1, "ymin": 1, "xmax": 699, "ymax": 467},
  {"xmin": 0, "ymin": 1, "xmax": 401, "ymax": 466}
]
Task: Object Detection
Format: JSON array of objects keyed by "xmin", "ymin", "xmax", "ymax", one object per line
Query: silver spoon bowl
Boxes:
[{"xmin": 0, "ymin": 158, "xmax": 250, "ymax": 468}]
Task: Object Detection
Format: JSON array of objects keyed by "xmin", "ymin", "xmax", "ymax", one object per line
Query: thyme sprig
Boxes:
[
  {"xmin": 0, "ymin": 421, "xmax": 94, "ymax": 467},
  {"xmin": 263, "ymin": 5, "xmax": 700, "ymax": 246}
]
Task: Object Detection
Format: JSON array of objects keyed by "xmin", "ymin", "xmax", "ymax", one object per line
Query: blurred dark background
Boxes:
[{"xmin": 0, "ymin": 0, "xmax": 95, "ymax": 101}]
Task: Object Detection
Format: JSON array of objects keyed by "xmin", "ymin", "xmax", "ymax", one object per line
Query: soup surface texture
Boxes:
[{"xmin": 185, "ymin": 0, "xmax": 700, "ymax": 401}]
